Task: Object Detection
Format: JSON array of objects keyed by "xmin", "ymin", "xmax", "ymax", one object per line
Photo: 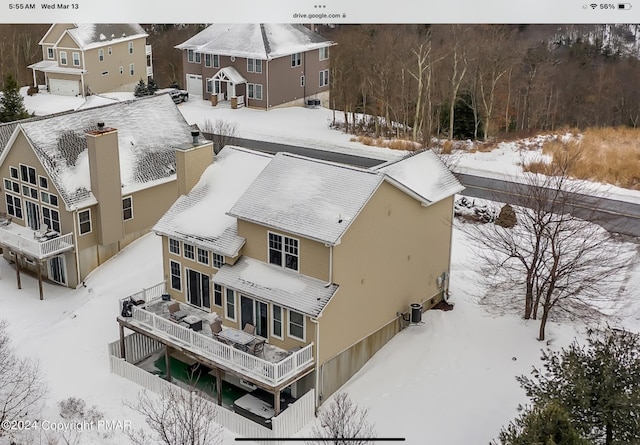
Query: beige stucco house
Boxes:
[
  {"xmin": 175, "ymin": 24, "xmax": 334, "ymax": 109},
  {"xmin": 28, "ymin": 23, "xmax": 153, "ymax": 97},
  {"xmin": 116, "ymin": 143, "xmax": 464, "ymax": 417},
  {"xmin": 0, "ymin": 94, "xmax": 197, "ymax": 298}
]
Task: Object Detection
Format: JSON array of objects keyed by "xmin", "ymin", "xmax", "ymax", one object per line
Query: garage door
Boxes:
[
  {"xmin": 49, "ymin": 79, "xmax": 80, "ymax": 96},
  {"xmin": 186, "ymin": 74, "xmax": 202, "ymax": 97}
]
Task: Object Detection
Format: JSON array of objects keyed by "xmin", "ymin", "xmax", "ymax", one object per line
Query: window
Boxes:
[
  {"xmin": 319, "ymin": 47, "xmax": 330, "ymax": 60},
  {"xmin": 213, "ymin": 54, "xmax": 219, "ymax": 67},
  {"xmin": 272, "ymin": 305, "xmax": 283, "ymax": 339},
  {"xmin": 187, "ymin": 49, "xmax": 194, "ymax": 63},
  {"xmin": 214, "ymin": 284, "xmax": 222, "ymax": 307},
  {"xmin": 129, "ymin": 64, "xmax": 135, "ymax": 76},
  {"xmin": 170, "ymin": 260, "xmax": 181, "ymax": 291},
  {"xmin": 108, "ymin": 46, "xmax": 112, "ymax": 55},
  {"xmin": 183, "ymin": 243, "xmax": 195, "ymax": 260},
  {"xmin": 49, "ymin": 194, "xmax": 58, "ymax": 207},
  {"xmin": 72, "ymin": 52, "xmax": 80, "ymax": 66},
  {"xmin": 205, "ymin": 53, "xmax": 219, "ymax": 68},
  {"xmin": 268, "ymin": 232, "xmax": 299, "ymax": 271},
  {"xmin": 9, "ymin": 167, "xmax": 18, "ymax": 179},
  {"xmin": 212, "ymin": 253, "xmax": 224, "ymax": 269},
  {"xmin": 60, "ymin": 51, "xmax": 67, "ymax": 65},
  {"xmin": 122, "ymin": 196, "xmax": 133, "ymax": 220},
  {"xmin": 225, "ymin": 288, "xmax": 236, "ymax": 321},
  {"xmin": 320, "ymin": 69, "xmax": 330, "ymax": 87},
  {"xmin": 247, "ymin": 58, "xmax": 262, "ymax": 73},
  {"xmin": 42, "ymin": 207, "xmax": 60, "ymax": 232},
  {"xmin": 289, "ymin": 310, "xmax": 305, "ymax": 340},
  {"xmin": 78, "ymin": 210, "xmax": 91, "ymax": 235},
  {"xmin": 5, "ymin": 195, "xmax": 22, "ymax": 219},
  {"xmin": 300, "ymin": 75, "xmax": 305, "ymax": 87},
  {"xmin": 248, "ymin": 83, "xmax": 263, "ymax": 100},
  {"xmin": 119, "ymin": 66, "xmax": 123, "ymax": 75},
  {"xmin": 291, "ymin": 53, "xmax": 301, "ymax": 67},
  {"xmin": 39, "ymin": 176, "xmax": 48, "ymax": 189},
  {"xmin": 47, "ymin": 47, "xmax": 54, "ymax": 59},
  {"xmin": 169, "ymin": 238, "xmax": 180, "ymax": 255},
  {"xmin": 206, "ymin": 78, "xmax": 212, "ymax": 93},
  {"xmin": 101, "ymin": 71, "xmax": 109, "ymax": 76},
  {"xmin": 195, "ymin": 52, "xmax": 201, "ymax": 63},
  {"xmin": 20, "ymin": 165, "xmax": 36, "ymax": 185},
  {"xmin": 128, "ymin": 42, "xmax": 133, "ymax": 54},
  {"xmin": 197, "ymin": 248, "xmax": 209, "ymax": 265},
  {"xmin": 98, "ymin": 49, "xmax": 104, "ymax": 62}
]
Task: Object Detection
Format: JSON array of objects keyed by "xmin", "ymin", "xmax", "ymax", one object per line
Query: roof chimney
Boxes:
[
  {"xmin": 191, "ymin": 130, "xmax": 200, "ymax": 144},
  {"xmin": 97, "ymin": 122, "xmax": 105, "ymax": 130}
]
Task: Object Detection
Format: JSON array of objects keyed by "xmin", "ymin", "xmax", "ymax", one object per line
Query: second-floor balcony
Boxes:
[
  {"xmin": 117, "ymin": 283, "xmax": 315, "ymax": 388},
  {"xmin": 0, "ymin": 218, "xmax": 74, "ymax": 260}
]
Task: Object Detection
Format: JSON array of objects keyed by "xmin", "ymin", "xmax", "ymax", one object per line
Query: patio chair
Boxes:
[
  {"xmin": 210, "ymin": 319, "xmax": 223, "ymax": 339},
  {"xmin": 247, "ymin": 338, "xmax": 266, "ymax": 357},
  {"xmin": 168, "ymin": 302, "xmax": 187, "ymax": 322},
  {"xmin": 34, "ymin": 224, "xmax": 48, "ymax": 240},
  {"xmin": 0, "ymin": 216, "xmax": 11, "ymax": 227},
  {"xmin": 243, "ymin": 323, "xmax": 255, "ymax": 335}
]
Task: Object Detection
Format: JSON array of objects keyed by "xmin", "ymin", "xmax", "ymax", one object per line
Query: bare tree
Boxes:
[
  {"xmin": 201, "ymin": 118, "xmax": 238, "ymax": 154},
  {"xmin": 464, "ymin": 150, "xmax": 634, "ymax": 340},
  {"xmin": 127, "ymin": 385, "xmax": 223, "ymax": 445},
  {"xmin": 0, "ymin": 319, "xmax": 46, "ymax": 437},
  {"xmin": 309, "ymin": 392, "xmax": 376, "ymax": 445}
]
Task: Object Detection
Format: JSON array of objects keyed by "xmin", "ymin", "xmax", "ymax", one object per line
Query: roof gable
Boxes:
[
  {"xmin": 15, "ymin": 95, "xmax": 192, "ymax": 209},
  {"xmin": 175, "ymin": 24, "xmax": 334, "ymax": 60},
  {"xmin": 227, "ymin": 153, "xmax": 383, "ymax": 245}
]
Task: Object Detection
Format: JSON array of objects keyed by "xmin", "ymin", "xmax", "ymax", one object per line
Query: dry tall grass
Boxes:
[
  {"xmin": 349, "ymin": 136, "xmax": 421, "ymax": 151},
  {"xmin": 524, "ymin": 127, "xmax": 640, "ymax": 190}
]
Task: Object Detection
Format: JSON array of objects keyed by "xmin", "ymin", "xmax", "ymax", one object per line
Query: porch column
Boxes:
[
  {"xmin": 37, "ymin": 260, "xmax": 43, "ymax": 300},
  {"xmin": 15, "ymin": 253, "xmax": 21, "ymax": 289},
  {"xmin": 216, "ymin": 367, "xmax": 223, "ymax": 406},
  {"xmin": 274, "ymin": 389, "xmax": 281, "ymax": 416},
  {"xmin": 119, "ymin": 323, "xmax": 126, "ymax": 360},
  {"xmin": 165, "ymin": 346, "xmax": 172, "ymax": 381}
]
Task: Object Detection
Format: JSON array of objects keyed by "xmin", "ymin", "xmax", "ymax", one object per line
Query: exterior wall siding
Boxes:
[
  {"xmin": 321, "ymin": 182, "xmax": 454, "ymax": 364},
  {"xmin": 267, "ymin": 49, "xmax": 330, "ymax": 108},
  {"xmin": 83, "ymin": 38, "xmax": 148, "ymax": 95}
]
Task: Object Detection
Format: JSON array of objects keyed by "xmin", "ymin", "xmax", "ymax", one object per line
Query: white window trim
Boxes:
[
  {"xmin": 197, "ymin": 248, "xmax": 209, "ymax": 265},
  {"xmin": 5, "ymin": 194, "xmax": 23, "ymax": 220},
  {"xmin": 122, "ymin": 196, "xmax": 133, "ymax": 221},
  {"xmin": 205, "ymin": 78, "xmax": 213, "ymax": 93},
  {"xmin": 72, "ymin": 52, "xmax": 80, "ymax": 66},
  {"xmin": 225, "ymin": 288, "xmax": 237, "ymax": 322},
  {"xmin": 183, "ymin": 243, "xmax": 195, "ymax": 261},
  {"xmin": 59, "ymin": 51, "xmax": 67, "ymax": 65},
  {"xmin": 319, "ymin": 47, "xmax": 329, "ymax": 61},
  {"xmin": 287, "ymin": 309, "xmax": 306, "ymax": 342},
  {"xmin": 78, "ymin": 209, "xmax": 92, "ymax": 235},
  {"xmin": 213, "ymin": 283, "xmax": 223, "ymax": 308},
  {"xmin": 320, "ymin": 69, "xmax": 330, "ymax": 87},
  {"xmin": 98, "ymin": 49, "xmax": 104, "ymax": 62},
  {"xmin": 42, "ymin": 206, "xmax": 60, "ymax": 232},
  {"xmin": 47, "ymin": 47, "xmax": 54, "ymax": 59},
  {"xmin": 212, "ymin": 253, "xmax": 224, "ymax": 269},
  {"xmin": 205, "ymin": 53, "xmax": 212, "ymax": 68},
  {"xmin": 170, "ymin": 260, "xmax": 182, "ymax": 292},
  {"xmin": 194, "ymin": 52, "xmax": 201, "ymax": 64},
  {"xmin": 39, "ymin": 175, "xmax": 48, "ymax": 189},
  {"xmin": 267, "ymin": 231, "xmax": 300, "ymax": 272},
  {"xmin": 168, "ymin": 238, "xmax": 181, "ymax": 255},
  {"xmin": 291, "ymin": 53, "xmax": 301, "ymax": 67},
  {"xmin": 187, "ymin": 49, "xmax": 194, "ymax": 63},
  {"xmin": 248, "ymin": 83, "xmax": 263, "ymax": 101},
  {"xmin": 19, "ymin": 164, "xmax": 37, "ymax": 185},
  {"xmin": 271, "ymin": 304, "xmax": 284, "ymax": 340},
  {"xmin": 9, "ymin": 166, "xmax": 18, "ymax": 179}
]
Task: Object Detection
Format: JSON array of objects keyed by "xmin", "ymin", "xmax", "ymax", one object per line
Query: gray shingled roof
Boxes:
[
  {"xmin": 14, "ymin": 94, "xmax": 192, "ymax": 209},
  {"xmin": 153, "ymin": 146, "xmax": 273, "ymax": 257},
  {"xmin": 227, "ymin": 153, "xmax": 384, "ymax": 246},
  {"xmin": 213, "ymin": 256, "xmax": 339, "ymax": 318},
  {"xmin": 175, "ymin": 24, "xmax": 333, "ymax": 60},
  {"xmin": 66, "ymin": 24, "xmax": 147, "ymax": 49}
]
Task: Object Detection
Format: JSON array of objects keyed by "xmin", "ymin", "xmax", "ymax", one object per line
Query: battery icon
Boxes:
[{"xmin": 618, "ymin": 3, "xmax": 632, "ymax": 8}]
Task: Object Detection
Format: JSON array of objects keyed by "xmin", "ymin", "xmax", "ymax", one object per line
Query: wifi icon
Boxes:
[{"xmin": 590, "ymin": 3, "xmax": 598, "ymax": 7}]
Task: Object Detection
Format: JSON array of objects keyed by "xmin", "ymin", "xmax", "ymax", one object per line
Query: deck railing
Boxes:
[
  {"xmin": 121, "ymin": 290, "xmax": 313, "ymax": 386},
  {"xmin": 0, "ymin": 227, "xmax": 74, "ymax": 259}
]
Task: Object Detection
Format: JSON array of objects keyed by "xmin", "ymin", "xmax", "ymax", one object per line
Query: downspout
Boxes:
[
  {"xmin": 311, "ymin": 317, "xmax": 321, "ymax": 409},
  {"xmin": 80, "ymin": 51, "xmax": 86, "ymax": 97},
  {"xmin": 266, "ymin": 59, "xmax": 269, "ymax": 109},
  {"xmin": 326, "ymin": 245, "xmax": 333, "ymax": 284},
  {"xmin": 303, "ymin": 51, "xmax": 306, "ymax": 103},
  {"xmin": 72, "ymin": 209, "xmax": 81, "ymax": 288},
  {"xmin": 444, "ymin": 196, "xmax": 455, "ymax": 301}
]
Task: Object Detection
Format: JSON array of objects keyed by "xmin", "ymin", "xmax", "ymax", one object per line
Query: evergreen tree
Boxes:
[
  {"xmin": 133, "ymin": 79, "xmax": 149, "ymax": 97},
  {"xmin": 0, "ymin": 74, "xmax": 30, "ymax": 123},
  {"xmin": 494, "ymin": 401, "xmax": 590, "ymax": 445},
  {"xmin": 147, "ymin": 78, "xmax": 158, "ymax": 94},
  {"xmin": 517, "ymin": 328, "xmax": 640, "ymax": 445}
]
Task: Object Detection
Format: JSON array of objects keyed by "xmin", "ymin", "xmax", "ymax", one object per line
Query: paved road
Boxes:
[{"xmin": 208, "ymin": 134, "xmax": 640, "ymax": 238}]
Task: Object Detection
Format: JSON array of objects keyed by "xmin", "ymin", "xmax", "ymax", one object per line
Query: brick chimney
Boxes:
[
  {"xmin": 175, "ymin": 131, "xmax": 214, "ymax": 196},
  {"xmin": 86, "ymin": 123, "xmax": 124, "ymax": 246}
]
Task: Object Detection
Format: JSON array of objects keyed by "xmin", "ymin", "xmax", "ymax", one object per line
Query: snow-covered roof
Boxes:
[
  {"xmin": 153, "ymin": 146, "xmax": 273, "ymax": 257},
  {"xmin": 228, "ymin": 152, "xmax": 384, "ymax": 245},
  {"xmin": 214, "ymin": 67, "xmax": 247, "ymax": 84},
  {"xmin": 27, "ymin": 60, "xmax": 86, "ymax": 75},
  {"xmin": 213, "ymin": 256, "xmax": 339, "ymax": 318},
  {"xmin": 375, "ymin": 150, "xmax": 466, "ymax": 205},
  {"xmin": 11, "ymin": 94, "xmax": 192, "ymax": 209},
  {"xmin": 175, "ymin": 24, "xmax": 334, "ymax": 60},
  {"xmin": 64, "ymin": 24, "xmax": 147, "ymax": 50}
]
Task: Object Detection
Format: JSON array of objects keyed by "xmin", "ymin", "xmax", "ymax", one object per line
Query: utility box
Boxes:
[{"xmin": 410, "ymin": 303, "xmax": 423, "ymax": 323}]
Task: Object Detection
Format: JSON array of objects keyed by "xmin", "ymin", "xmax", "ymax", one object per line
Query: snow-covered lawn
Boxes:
[{"xmin": 3, "ymin": 87, "xmax": 639, "ymax": 444}]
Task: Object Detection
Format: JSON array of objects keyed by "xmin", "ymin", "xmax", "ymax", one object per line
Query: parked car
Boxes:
[{"xmin": 155, "ymin": 88, "xmax": 189, "ymax": 104}]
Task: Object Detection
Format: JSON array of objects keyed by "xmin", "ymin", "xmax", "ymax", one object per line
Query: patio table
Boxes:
[{"xmin": 218, "ymin": 327, "xmax": 254, "ymax": 351}]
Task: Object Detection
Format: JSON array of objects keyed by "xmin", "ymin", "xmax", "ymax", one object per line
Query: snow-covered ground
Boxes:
[{"xmin": 1, "ymin": 88, "xmax": 638, "ymax": 444}]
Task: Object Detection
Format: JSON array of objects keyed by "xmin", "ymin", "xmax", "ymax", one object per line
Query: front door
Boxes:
[
  {"xmin": 25, "ymin": 201, "xmax": 40, "ymax": 230},
  {"xmin": 187, "ymin": 269, "xmax": 210, "ymax": 310},
  {"xmin": 48, "ymin": 256, "xmax": 66, "ymax": 285},
  {"xmin": 228, "ymin": 82, "xmax": 235, "ymax": 98}
]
